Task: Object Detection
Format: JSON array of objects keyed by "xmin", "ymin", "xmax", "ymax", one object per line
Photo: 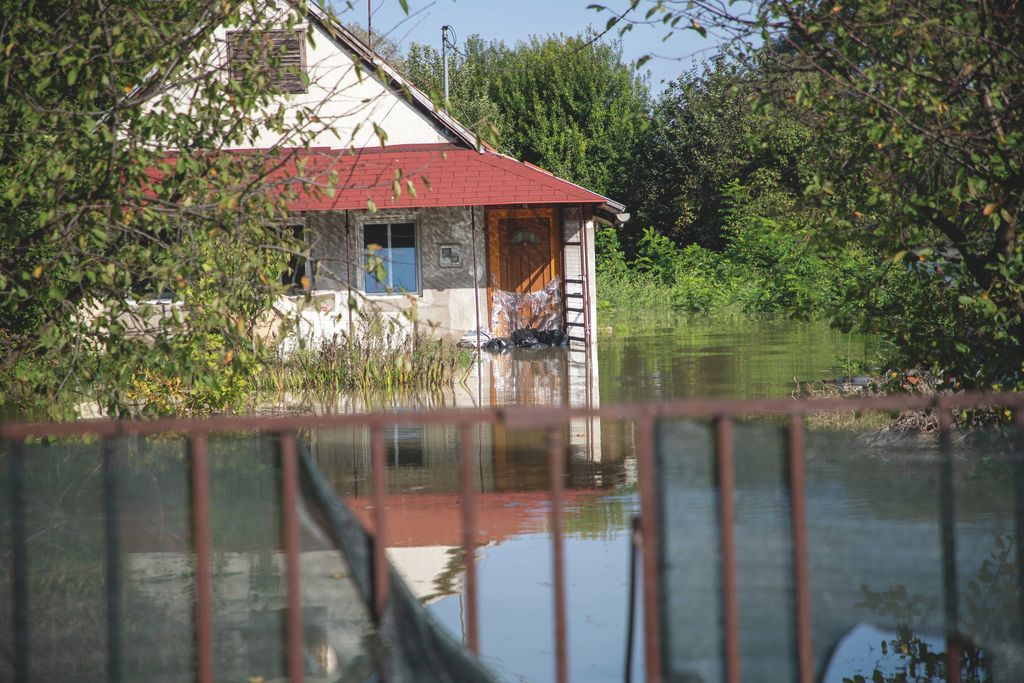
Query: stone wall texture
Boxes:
[{"xmin": 306, "ymin": 207, "xmax": 488, "ymax": 338}]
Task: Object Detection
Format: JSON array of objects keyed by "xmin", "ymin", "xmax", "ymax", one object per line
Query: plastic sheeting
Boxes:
[{"xmin": 490, "ymin": 277, "xmax": 563, "ymax": 338}]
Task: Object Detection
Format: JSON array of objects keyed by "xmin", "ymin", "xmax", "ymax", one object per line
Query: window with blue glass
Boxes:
[{"xmin": 363, "ymin": 222, "xmax": 418, "ymax": 294}]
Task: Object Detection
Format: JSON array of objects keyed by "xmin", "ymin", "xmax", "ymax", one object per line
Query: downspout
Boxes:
[
  {"xmin": 471, "ymin": 206, "xmax": 481, "ymax": 359},
  {"xmin": 472, "ymin": 206, "xmax": 485, "ymax": 459},
  {"xmin": 473, "ymin": 205, "xmax": 485, "ymax": 413}
]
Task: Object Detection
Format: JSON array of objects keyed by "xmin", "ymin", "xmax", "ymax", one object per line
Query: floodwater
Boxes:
[
  {"xmin": 307, "ymin": 314, "xmax": 1021, "ymax": 682},
  {"xmin": 6, "ymin": 315, "xmax": 1021, "ymax": 682},
  {"xmin": 308, "ymin": 313, "xmax": 1005, "ymax": 683}
]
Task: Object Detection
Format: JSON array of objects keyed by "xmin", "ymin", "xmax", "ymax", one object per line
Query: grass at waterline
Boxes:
[
  {"xmin": 9, "ymin": 313, "xmax": 475, "ymax": 419},
  {"xmin": 259, "ymin": 330, "xmax": 472, "ymax": 399}
]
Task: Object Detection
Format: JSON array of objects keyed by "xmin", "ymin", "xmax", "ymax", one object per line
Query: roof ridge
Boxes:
[{"xmin": 304, "ymin": 1, "xmax": 493, "ymax": 154}]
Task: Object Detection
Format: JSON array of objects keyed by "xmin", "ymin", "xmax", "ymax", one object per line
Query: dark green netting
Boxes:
[
  {"xmin": 657, "ymin": 422, "xmax": 1024, "ymax": 683},
  {"xmin": 0, "ymin": 435, "xmax": 496, "ymax": 682}
]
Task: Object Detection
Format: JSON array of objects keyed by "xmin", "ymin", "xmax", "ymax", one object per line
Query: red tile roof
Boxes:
[{"xmin": 264, "ymin": 143, "xmax": 613, "ymax": 211}]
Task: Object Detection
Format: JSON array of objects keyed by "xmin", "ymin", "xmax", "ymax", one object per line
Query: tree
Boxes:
[
  {"xmin": 401, "ymin": 36, "xmax": 506, "ymax": 147},
  {"xmin": 599, "ymin": 0, "xmax": 1024, "ymax": 390},
  {"xmin": 622, "ymin": 53, "xmax": 823, "ymax": 249},
  {"xmin": 0, "ymin": 0, "xmax": 379, "ymax": 416},
  {"xmin": 402, "ymin": 32, "xmax": 651, "ymax": 197}
]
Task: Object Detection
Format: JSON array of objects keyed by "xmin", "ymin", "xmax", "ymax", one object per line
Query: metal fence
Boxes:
[{"xmin": 3, "ymin": 391, "xmax": 1024, "ymax": 683}]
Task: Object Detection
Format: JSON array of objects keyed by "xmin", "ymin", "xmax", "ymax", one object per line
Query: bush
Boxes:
[{"xmin": 594, "ymin": 180, "xmax": 876, "ymax": 319}]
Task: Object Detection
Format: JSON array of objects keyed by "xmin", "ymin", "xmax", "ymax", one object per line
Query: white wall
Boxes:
[{"xmin": 160, "ymin": 1, "xmax": 451, "ymax": 150}]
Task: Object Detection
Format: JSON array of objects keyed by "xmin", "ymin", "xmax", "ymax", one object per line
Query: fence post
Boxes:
[
  {"xmin": 370, "ymin": 426, "xmax": 389, "ymax": 624},
  {"xmin": 1015, "ymin": 408, "xmax": 1024, "ymax": 647},
  {"xmin": 102, "ymin": 436, "xmax": 123, "ymax": 683},
  {"xmin": 547, "ymin": 425, "xmax": 569, "ymax": 683},
  {"xmin": 635, "ymin": 413, "xmax": 662, "ymax": 683},
  {"xmin": 279, "ymin": 432, "xmax": 304, "ymax": 683},
  {"xmin": 189, "ymin": 434, "xmax": 215, "ymax": 683},
  {"xmin": 715, "ymin": 416, "xmax": 741, "ymax": 683},
  {"xmin": 9, "ymin": 439, "xmax": 29, "ymax": 683},
  {"xmin": 459, "ymin": 423, "xmax": 480, "ymax": 654},
  {"xmin": 937, "ymin": 400, "xmax": 961, "ymax": 683},
  {"xmin": 787, "ymin": 413, "xmax": 813, "ymax": 683}
]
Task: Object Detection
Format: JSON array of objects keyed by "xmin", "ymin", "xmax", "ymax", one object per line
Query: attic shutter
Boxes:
[{"xmin": 226, "ymin": 29, "xmax": 307, "ymax": 94}]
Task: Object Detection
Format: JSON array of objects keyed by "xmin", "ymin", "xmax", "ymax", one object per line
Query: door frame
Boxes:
[{"xmin": 485, "ymin": 206, "xmax": 563, "ymax": 327}]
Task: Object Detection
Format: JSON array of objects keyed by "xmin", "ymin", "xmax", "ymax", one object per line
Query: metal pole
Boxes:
[
  {"xmin": 102, "ymin": 436, "xmax": 124, "ymax": 683},
  {"xmin": 189, "ymin": 434, "xmax": 215, "ymax": 683},
  {"xmin": 547, "ymin": 425, "xmax": 569, "ymax": 683},
  {"xmin": 635, "ymin": 413, "xmax": 662, "ymax": 683},
  {"xmin": 280, "ymin": 432, "xmax": 305, "ymax": 683},
  {"xmin": 1014, "ymin": 407, "xmax": 1024, "ymax": 645},
  {"xmin": 371, "ymin": 426, "xmax": 390, "ymax": 623},
  {"xmin": 345, "ymin": 209, "xmax": 354, "ymax": 336},
  {"xmin": 937, "ymin": 401, "xmax": 962, "ymax": 683},
  {"xmin": 787, "ymin": 413, "xmax": 813, "ymax": 683},
  {"xmin": 442, "ymin": 25, "xmax": 451, "ymax": 111},
  {"xmin": 716, "ymin": 416, "xmax": 741, "ymax": 683},
  {"xmin": 367, "ymin": 0, "xmax": 372, "ymax": 50},
  {"xmin": 9, "ymin": 439, "xmax": 29, "ymax": 683},
  {"xmin": 459, "ymin": 423, "xmax": 480, "ymax": 653},
  {"xmin": 471, "ymin": 206, "xmax": 482, "ymax": 360}
]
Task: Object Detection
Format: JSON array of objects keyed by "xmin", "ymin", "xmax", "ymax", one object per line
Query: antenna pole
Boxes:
[
  {"xmin": 367, "ymin": 0, "xmax": 372, "ymax": 49},
  {"xmin": 441, "ymin": 25, "xmax": 451, "ymax": 112}
]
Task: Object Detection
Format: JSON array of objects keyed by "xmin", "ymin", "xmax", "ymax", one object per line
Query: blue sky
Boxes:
[{"xmin": 330, "ymin": 0, "xmax": 727, "ymax": 92}]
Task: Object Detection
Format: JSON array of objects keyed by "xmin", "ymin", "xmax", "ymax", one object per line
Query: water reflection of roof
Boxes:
[{"xmin": 348, "ymin": 489, "xmax": 604, "ymax": 548}]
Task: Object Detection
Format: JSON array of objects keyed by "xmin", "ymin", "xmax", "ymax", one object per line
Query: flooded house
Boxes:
[{"xmin": 168, "ymin": 0, "xmax": 626, "ymax": 350}]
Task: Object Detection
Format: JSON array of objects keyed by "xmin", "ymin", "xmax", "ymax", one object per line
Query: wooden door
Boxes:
[
  {"xmin": 486, "ymin": 207, "xmax": 563, "ymax": 335},
  {"xmin": 487, "ymin": 208, "xmax": 561, "ymax": 294}
]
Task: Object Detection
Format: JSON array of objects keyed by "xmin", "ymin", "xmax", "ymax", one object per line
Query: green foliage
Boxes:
[
  {"xmin": 401, "ymin": 32, "xmax": 650, "ymax": 195},
  {"xmin": 126, "ymin": 333, "xmax": 261, "ymax": 416},
  {"xmin": 401, "ymin": 38, "xmax": 506, "ymax": 147},
  {"xmin": 607, "ymin": 0, "xmax": 1024, "ymax": 390},
  {"xmin": 0, "ymin": 0, "xmax": 329, "ymax": 417},
  {"xmin": 596, "ymin": 180, "xmax": 872, "ymax": 318},
  {"xmin": 594, "ymin": 225, "xmax": 628, "ymax": 278},
  {"xmin": 620, "ymin": 55, "xmax": 823, "ymax": 250},
  {"xmin": 633, "ymin": 226, "xmax": 679, "ymax": 285}
]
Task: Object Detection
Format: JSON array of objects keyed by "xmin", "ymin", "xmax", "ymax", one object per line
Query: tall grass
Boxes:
[{"xmin": 260, "ymin": 310, "xmax": 472, "ymax": 399}]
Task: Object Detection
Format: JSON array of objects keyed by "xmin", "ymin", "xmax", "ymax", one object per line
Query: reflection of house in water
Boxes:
[
  {"xmin": 309, "ymin": 345, "xmax": 635, "ymax": 602},
  {"xmin": 345, "ymin": 488, "xmax": 615, "ymax": 602}
]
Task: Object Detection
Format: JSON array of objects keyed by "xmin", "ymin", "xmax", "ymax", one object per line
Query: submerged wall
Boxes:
[{"xmin": 305, "ymin": 206, "xmax": 488, "ymax": 342}]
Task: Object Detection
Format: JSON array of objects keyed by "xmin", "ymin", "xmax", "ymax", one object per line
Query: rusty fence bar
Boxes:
[
  {"xmin": 459, "ymin": 423, "xmax": 480, "ymax": 655},
  {"xmin": 634, "ymin": 413, "xmax": 662, "ymax": 683},
  {"xmin": 101, "ymin": 436, "xmax": 124, "ymax": 683},
  {"xmin": 715, "ymin": 416, "xmax": 741, "ymax": 683},
  {"xmin": 1014, "ymin": 408, "xmax": 1024, "ymax": 645},
  {"xmin": 189, "ymin": 434, "xmax": 215, "ymax": 683},
  {"xmin": 8, "ymin": 392, "xmax": 1024, "ymax": 442},
  {"xmin": 7, "ymin": 391, "xmax": 1024, "ymax": 683},
  {"xmin": 937, "ymin": 402, "xmax": 963, "ymax": 683},
  {"xmin": 786, "ymin": 413, "xmax": 813, "ymax": 683},
  {"xmin": 279, "ymin": 432, "xmax": 305, "ymax": 683},
  {"xmin": 547, "ymin": 425, "xmax": 570, "ymax": 683},
  {"xmin": 370, "ymin": 425, "xmax": 390, "ymax": 625},
  {"xmin": 9, "ymin": 438, "xmax": 29, "ymax": 683}
]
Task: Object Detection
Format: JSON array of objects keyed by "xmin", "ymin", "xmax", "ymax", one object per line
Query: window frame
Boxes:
[
  {"xmin": 361, "ymin": 221, "xmax": 421, "ymax": 296},
  {"xmin": 280, "ymin": 214, "xmax": 310, "ymax": 292}
]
